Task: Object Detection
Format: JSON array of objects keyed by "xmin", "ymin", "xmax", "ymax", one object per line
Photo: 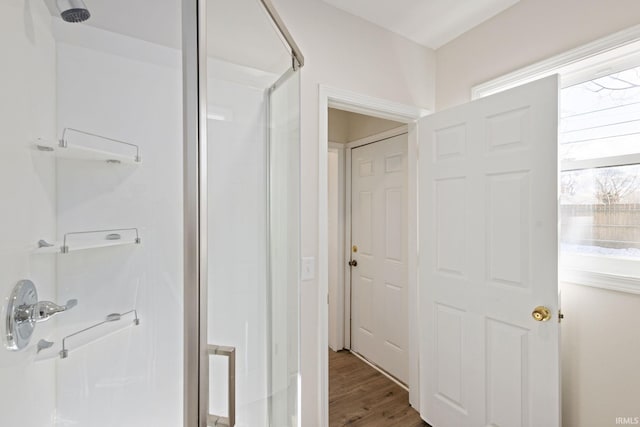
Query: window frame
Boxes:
[{"xmin": 472, "ymin": 24, "xmax": 640, "ymax": 294}]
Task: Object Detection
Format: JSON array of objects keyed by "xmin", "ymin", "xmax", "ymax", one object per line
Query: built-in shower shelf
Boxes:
[
  {"xmin": 34, "ymin": 239, "xmax": 139, "ymax": 254},
  {"xmin": 31, "ymin": 141, "xmax": 140, "ymax": 164},
  {"xmin": 35, "ymin": 309, "xmax": 140, "ymax": 361},
  {"xmin": 59, "ymin": 309, "xmax": 140, "ymax": 359},
  {"xmin": 32, "ymin": 128, "xmax": 141, "ymax": 165},
  {"xmin": 35, "ymin": 228, "xmax": 141, "ymax": 255}
]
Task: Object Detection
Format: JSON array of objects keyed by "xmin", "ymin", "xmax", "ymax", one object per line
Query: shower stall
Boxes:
[{"xmin": 0, "ymin": 0, "xmax": 301, "ymax": 426}]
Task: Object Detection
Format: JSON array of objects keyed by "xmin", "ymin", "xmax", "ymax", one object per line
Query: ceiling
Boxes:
[
  {"xmin": 320, "ymin": 0, "xmax": 520, "ymax": 49},
  {"xmin": 44, "ymin": 0, "xmax": 291, "ymax": 76},
  {"xmin": 44, "ymin": 0, "xmax": 519, "ymax": 66}
]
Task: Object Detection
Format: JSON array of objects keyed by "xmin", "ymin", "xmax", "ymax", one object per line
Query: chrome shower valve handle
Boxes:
[
  {"xmin": 5, "ymin": 280, "xmax": 78, "ymax": 351},
  {"xmin": 35, "ymin": 299, "xmax": 78, "ymax": 323}
]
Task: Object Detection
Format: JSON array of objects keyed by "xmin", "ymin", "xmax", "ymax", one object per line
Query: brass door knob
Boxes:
[{"xmin": 532, "ymin": 306, "xmax": 551, "ymax": 322}]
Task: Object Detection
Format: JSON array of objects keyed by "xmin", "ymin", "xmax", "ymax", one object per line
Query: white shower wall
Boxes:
[
  {"xmin": 1, "ymin": 7, "xmax": 282, "ymax": 425},
  {"xmin": 52, "ymin": 25, "xmax": 184, "ymax": 426},
  {"xmin": 49, "ymin": 21, "xmax": 276, "ymax": 427},
  {"xmin": 0, "ymin": 1, "xmax": 57, "ymax": 425}
]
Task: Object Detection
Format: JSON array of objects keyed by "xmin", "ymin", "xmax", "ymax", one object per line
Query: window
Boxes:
[
  {"xmin": 472, "ymin": 30, "xmax": 640, "ymax": 291},
  {"xmin": 560, "ymin": 64, "xmax": 640, "ymax": 285}
]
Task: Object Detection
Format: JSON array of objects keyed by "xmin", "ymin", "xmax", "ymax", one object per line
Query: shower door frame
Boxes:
[
  {"xmin": 182, "ymin": 0, "xmax": 206, "ymax": 425},
  {"xmin": 181, "ymin": 0, "xmax": 304, "ymax": 425}
]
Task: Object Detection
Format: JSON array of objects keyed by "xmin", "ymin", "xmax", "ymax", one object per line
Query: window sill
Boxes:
[{"xmin": 560, "ymin": 269, "xmax": 640, "ymax": 295}]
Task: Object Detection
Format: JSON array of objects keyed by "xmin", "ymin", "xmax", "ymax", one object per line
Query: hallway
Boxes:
[{"xmin": 329, "ymin": 350, "xmax": 430, "ymax": 427}]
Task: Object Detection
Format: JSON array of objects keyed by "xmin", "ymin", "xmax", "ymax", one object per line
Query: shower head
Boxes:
[{"xmin": 56, "ymin": 0, "xmax": 91, "ymax": 23}]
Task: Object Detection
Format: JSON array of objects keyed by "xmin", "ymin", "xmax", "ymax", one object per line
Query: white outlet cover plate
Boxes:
[{"xmin": 301, "ymin": 257, "xmax": 315, "ymax": 281}]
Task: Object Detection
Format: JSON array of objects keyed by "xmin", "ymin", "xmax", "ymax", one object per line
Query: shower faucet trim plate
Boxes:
[{"xmin": 5, "ymin": 279, "xmax": 77, "ymax": 351}]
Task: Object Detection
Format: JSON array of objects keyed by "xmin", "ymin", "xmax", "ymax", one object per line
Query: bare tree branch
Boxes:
[
  {"xmin": 585, "ymin": 75, "xmax": 640, "ymax": 92},
  {"xmin": 594, "ymin": 169, "xmax": 638, "ymax": 204}
]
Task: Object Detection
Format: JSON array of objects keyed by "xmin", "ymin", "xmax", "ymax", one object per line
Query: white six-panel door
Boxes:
[
  {"xmin": 351, "ymin": 134, "xmax": 409, "ymax": 384},
  {"xmin": 418, "ymin": 76, "xmax": 560, "ymax": 427}
]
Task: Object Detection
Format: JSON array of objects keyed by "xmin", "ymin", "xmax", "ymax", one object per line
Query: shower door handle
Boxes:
[{"xmin": 207, "ymin": 345, "xmax": 236, "ymax": 427}]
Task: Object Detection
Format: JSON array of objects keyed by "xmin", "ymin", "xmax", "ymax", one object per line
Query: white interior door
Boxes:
[
  {"xmin": 351, "ymin": 134, "xmax": 409, "ymax": 384},
  {"xmin": 418, "ymin": 76, "xmax": 560, "ymax": 427}
]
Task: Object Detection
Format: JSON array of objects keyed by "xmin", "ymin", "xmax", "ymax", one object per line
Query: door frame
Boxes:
[
  {"xmin": 328, "ymin": 142, "xmax": 346, "ymax": 352},
  {"xmin": 318, "ymin": 85, "xmax": 428, "ymax": 426}
]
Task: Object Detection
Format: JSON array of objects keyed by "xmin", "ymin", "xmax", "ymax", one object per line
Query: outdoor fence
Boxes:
[{"xmin": 560, "ymin": 203, "xmax": 640, "ymax": 249}]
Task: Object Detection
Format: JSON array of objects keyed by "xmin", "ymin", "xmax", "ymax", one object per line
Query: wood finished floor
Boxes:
[{"xmin": 329, "ymin": 350, "xmax": 431, "ymax": 427}]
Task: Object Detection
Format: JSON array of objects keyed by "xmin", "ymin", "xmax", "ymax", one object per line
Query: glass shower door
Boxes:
[
  {"xmin": 267, "ymin": 68, "xmax": 301, "ymax": 427},
  {"xmin": 204, "ymin": 1, "xmax": 301, "ymax": 426}
]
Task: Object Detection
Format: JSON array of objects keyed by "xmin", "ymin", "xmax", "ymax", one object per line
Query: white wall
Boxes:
[
  {"xmin": 328, "ymin": 109, "xmax": 349, "ymax": 144},
  {"xmin": 0, "ymin": 1, "xmax": 57, "ymax": 425},
  {"xmin": 344, "ymin": 111, "xmax": 404, "ymax": 141},
  {"xmin": 436, "ymin": 0, "xmax": 640, "ymax": 110},
  {"xmin": 436, "ymin": 2, "xmax": 640, "ymax": 426},
  {"xmin": 329, "ymin": 108, "xmax": 404, "ymax": 143},
  {"xmin": 52, "ymin": 25, "xmax": 183, "ymax": 427},
  {"xmin": 270, "ymin": 1, "xmax": 436, "ymax": 421}
]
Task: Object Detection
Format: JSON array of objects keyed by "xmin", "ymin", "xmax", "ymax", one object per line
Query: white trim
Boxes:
[
  {"xmin": 562, "ymin": 253, "xmax": 640, "ymax": 278},
  {"xmin": 328, "ymin": 142, "xmax": 345, "ymax": 351},
  {"xmin": 350, "ymin": 350, "xmax": 409, "ymax": 391},
  {"xmin": 325, "ymin": 86, "xmax": 429, "ymax": 122},
  {"xmin": 319, "ymin": 95, "xmax": 330, "ymax": 427},
  {"xmin": 472, "ymin": 24, "xmax": 640, "ymax": 99},
  {"xmin": 344, "ymin": 146, "xmax": 353, "ymax": 350},
  {"xmin": 562, "ymin": 153, "xmax": 640, "ymax": 171},
  {"xmin": 561, "ymin": 271, "xmax": 640, "ymax": 295},
  {"xmin": 406, "ymin": 121, "xmax": 419, "ymax": 412},
  {"xmin": 318, "ymin": 85, "xmax": 428, "ymax": 427}
]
